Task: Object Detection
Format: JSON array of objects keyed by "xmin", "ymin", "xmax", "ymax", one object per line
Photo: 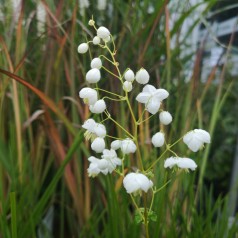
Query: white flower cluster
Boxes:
[{"xmin": 77, "ymin": 20, "xmax": 211, "ymax": 196}]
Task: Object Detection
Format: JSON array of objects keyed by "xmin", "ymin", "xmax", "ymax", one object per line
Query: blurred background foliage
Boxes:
[{"xmin": 0, "ymin": 0, "xmax": 237, "ymax": 237}]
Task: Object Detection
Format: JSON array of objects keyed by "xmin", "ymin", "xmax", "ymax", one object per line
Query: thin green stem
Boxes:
[
  {"xmin": 104, "ymin": 111, "xmax": 134, "ymax": 139},
  {"xmin": 101, "ymin": 66, "xmax": 121, "ymax": 79},
  {"xmin": 94, "ymin": 88, "xmax": 123, "ymax": 98},
  {"xmin": 99, "ymin": 54, "xmax": 115, "ymax": 65}
]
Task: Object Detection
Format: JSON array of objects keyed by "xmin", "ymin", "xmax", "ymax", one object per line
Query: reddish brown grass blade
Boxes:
[{"xmin": 0, "ymin": 68, "xmax": 75, "ymax": 136}]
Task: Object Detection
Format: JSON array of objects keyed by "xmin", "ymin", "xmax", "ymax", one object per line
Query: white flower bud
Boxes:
[
  {"xmin": 86, "ymin": 68, "xmax": 101, "ymax": 83},
  {"xmin": 151, "ymin": 132, "xmax": 165, "ymax": 147},
  {"xmin": 93, "ymin": 36, "xmax": 101, "ymax": 45},
  {"xmin": 77, "ymin": 43, "xmax": 89, "ymax": 54},
  {"xmin": 124, "ymin": 69, "xmax": 135, "ymax": 82},
  {"xmin": 135, "ymin": 68, "xmax": 150, "ymax": 84},
  {"xmin": 111, "ymin": 140, "xmax": 121, "ymax": 150},
  {"xmin": 123, "ymin": 173, "xmax": 153, "ymax": 194},
  {"xmin": 79, "ymin": 87, "xmax": 98, "ymax": 105},
  {"xmin": 123, "ymin": 81, "xmax": 133, "ymax": 92},
  {"xmin": 88, "ymin": 19, "xmax": 95, "ymax": 26},
  {"xmin": 97, "ymin": 26, "xmax": 110, "ymax": 39},
  {"xmin": 159, "ymin": 111, "xmax": 172, "ymax": 125},
  {"xmin": 91, "ymin": 58, "xmax": 102, "ymax": 69},
  {"xmin": 89, "ymin": 99, "xmax": 106, "ymax": 114},
  {"xmin": 91, "ymin": 137, "xmax": 105, "ymax": 153}
]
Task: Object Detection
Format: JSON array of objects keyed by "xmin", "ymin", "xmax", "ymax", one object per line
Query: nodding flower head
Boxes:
[
  {"xmin": 164, "ymin": 157, "xmax": 197, "ymax": 171},
  {"xmin": 86, "ymin": 68, "xmax": 101, "ymax": 83},
  {"xmin": 79, "ymin": 87, "xmax": 98, "ymax": 105},
  {"xmin": 97, "ymin": 26, "xmax": 110, "ymax": 39},
  {"xmin": 123, "ymin": 172, "xmax": 153, "ymax": 195},
  {"xmin": 135, "ymin": 68, "xmax": 150, "ymax": 84},
  {"xmin": 77, "ymin": 43, "xmax": 89, "ymax": 54},
  {"xmin": 183, "ymin": 129, "xmax": 211, "ymax": 152}
]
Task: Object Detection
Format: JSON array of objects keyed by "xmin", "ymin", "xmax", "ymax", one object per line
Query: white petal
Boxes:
[
  {"xmin": 177, "ymin": 158, "xmax": 197, "ymax": 170},
  {"xmin": 121, "ymin": 139, "xmax": 137, "ymax": 154},
  {"xmin": 111, "ymin": 140, "xmax": 121, "ymax": 150},
  {"xmin": 164, "ymin": 157, "xmax": 179, "ymax": 168},
  {"xmin": 154, "ymin": 89, "xmax": 169, "ymax": 101},
  {"xmin": 94, "ymin": 123, "xmax": 106, "ymax": 138},
  {"xmin": 146, "ymin": 98, "xmax": 160, "ymax": 114},
  {"xmin": 86, "ymin": 68, "xmax": 101, "ymax": 83},
  {"xmin": 89, "ymin": 99, "xmax": 106, "ymax": 114},
  {"xmin": 194, "ymin": 129, "xmax": 211, "ymax": 143},
  {"xmin": 136, "ymin": 92, "xmax": 151, "ymax": 103},
  {"xmin": 82, "ymin": 119, "xmax": 96, "ymax": 131},
  {"xmin": 91, "ymin": 137, "xmax": 105, "ymax": 153},
  {"xmin": 142, "ymin": 84, "xmax": 156, "ymax": 93}
]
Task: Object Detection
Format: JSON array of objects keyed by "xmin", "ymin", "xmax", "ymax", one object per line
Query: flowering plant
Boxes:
[{"xmin": 78, "ymin": 18, "xmax": 211, "ymax": 237}]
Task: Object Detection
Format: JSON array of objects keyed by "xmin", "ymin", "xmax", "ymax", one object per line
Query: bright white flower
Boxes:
[
  {"xmin": 79, "ymin": 87, "xmax": 98, "ymax": 105},
  {"xmin": 89, "ymin": 99, "xmax": 106, "ymax": 114},
  {"xmin": 87, "ymin": 156, "xmax": 109, "ymax": 177},
  {"xmin": 91, "ymin": 58, "xmax": 102, "ymax": 69},
  {"xmin": 91, "ymin": 137, "xmax": 105, "ymax": 153},
  {"xmin": 97, "ymin": 26, "xmax": 110, "ymax": 39},
  {"xmin": 82, "ymin": 119, "xmax": 106, "ymax": 139},
  {"xmin": 123, "ymin": 173, "xmax": 153, "ymax": 194},
  {"xmin": 183, "ymin": 129, "xmax": 211, "ymax": 152},
  {"xmin": 93, "ymin": 36, "xmax": 101, "ymax": 45},
  {"xmin": 151, "ymin": 132, "xmax": 165, "ymax": 147},
  {"xmin": 97, "ymin": 0, "xmax": 107, "ymax": 10},
  {"xmin": 121, "ymin": 139, "xmax": 137, "ymax": 154},
  {"xmin": 111, "ymin": 140, "xmax": 121, "ymax": 150},
  {"xmin": 164, "ymin": 157, "xmax": 197, "ymax": 171},
  {"xmin": 124, "ymin": 69, "xmax": 135, "ymax": 82},
  {"xmin": 159, "ymin": 111, "xmax": 172, "ymax": 125},
  {"xmin": 123, "ymin": 81, "xmax": 133, "ymax": 92},
  {"xmin": 135, "ymin": 68, "xmax": 150, "ymax": 84},
  {"xmin": 86, "ymin": 68, "xmax": 101, "ymax": 83},
  {"xmin": 77, "ymin": 43, "xmax": 88, "ymax": 54},
  {"xmin": 101, "ymin": 149, "xmax": 121, "ymax": 172},
  {"xmin": 136, "ymin": 85, "xmax": 169, "ymax": 114}
]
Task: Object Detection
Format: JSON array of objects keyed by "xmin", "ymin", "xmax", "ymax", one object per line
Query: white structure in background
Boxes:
[
  {"xmin": 0, "ymin": 3, "xmax": 4, "ymax": 22},
  {"xmin": 11, "ymin": 0, "xmax": 22, "ymax": 23},
  {"xmin": 97, "ymin": 0, "xmax": 107, "ymax": 11},
  {"xmin": 169, "ymin": 0, "xmax": 208, "ymax": 81},
  {"xmin": 169, "ymin": 0, "xmax": 238, "ymax": 81},
  {"xmin": 79, "ymin": 0, "xmax": 89, "ymax": 15},
  {"xmin": 36, "ymin": 2, "xmax": 46, "ymax": 37},
  {"xmin": 198, "ymin": 17, "xmax": 238, "ymax": 80}
]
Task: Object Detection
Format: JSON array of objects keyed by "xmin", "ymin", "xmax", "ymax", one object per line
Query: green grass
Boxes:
[{"xmin": 0, "ymin": 0, "xmax": 237, "ymax": 237}]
